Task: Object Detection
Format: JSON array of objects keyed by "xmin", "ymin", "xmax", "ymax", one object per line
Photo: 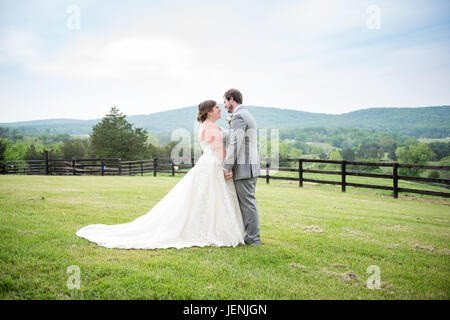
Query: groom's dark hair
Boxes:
[{"xmin": 224, "ymin": 89, "xmax": 243, "ymax": 104}]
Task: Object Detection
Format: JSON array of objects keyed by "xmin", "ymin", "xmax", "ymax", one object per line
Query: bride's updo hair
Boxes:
[{"xmin": 197, "ymin": 100, "xmax": 217, "ymax": 123}]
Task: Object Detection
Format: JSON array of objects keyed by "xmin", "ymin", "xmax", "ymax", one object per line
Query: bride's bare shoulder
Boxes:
[
  {"xmin": 201, "ymin": 122, "xmax": 221, "ymax": 132},
  {"xmin": 200, "ymin": 123, "xmax": 221, "ymax": 142}
]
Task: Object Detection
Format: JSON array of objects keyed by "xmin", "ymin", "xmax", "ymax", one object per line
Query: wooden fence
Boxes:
[
  {"xmin": 0, "ymin": 151, "xmax": 194, "ymax": 177},
  {"xmin": 262, "ymin": 158, "xmax": 450, "ymax": 199},
  {"xmin": 1, "ymin": 151, "xmax": 449, "ymax": 199}
]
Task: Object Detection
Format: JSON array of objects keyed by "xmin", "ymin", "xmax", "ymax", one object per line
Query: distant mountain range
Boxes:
[{"xmin": 1, "ymin": 105, "xmax": 449, "ymax": 138}]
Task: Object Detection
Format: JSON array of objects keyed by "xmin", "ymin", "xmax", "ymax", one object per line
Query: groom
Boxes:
[{"xmin": 222, "ymin": 88, "xmax": 261, "ymax": 246}]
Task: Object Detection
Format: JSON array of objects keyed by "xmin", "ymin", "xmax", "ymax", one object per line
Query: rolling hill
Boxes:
[{"xmin": 1, "ymin": 105, "xmax": 449, "ymax": 138}]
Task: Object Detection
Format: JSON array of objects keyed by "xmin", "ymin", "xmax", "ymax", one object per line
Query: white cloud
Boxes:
[
  {"xmin": 0, "ymin": 29, "xmax": 38, "ymax": 63},
  {"xmin": 269, "ymin": 0, "xmax": 365, "ymax": 38},
  {"xmin": 28, "ymin": 33, "xmax": 194, "ymax": 80},
  {"xmin": 0, "ymin": 0, "xmax": 449, "ymax": 122}
]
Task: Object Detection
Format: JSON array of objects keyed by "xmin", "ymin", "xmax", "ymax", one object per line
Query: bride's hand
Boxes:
[{"xmin": 223, "ymin": 169, "xmax": 233, "ymax": 180}]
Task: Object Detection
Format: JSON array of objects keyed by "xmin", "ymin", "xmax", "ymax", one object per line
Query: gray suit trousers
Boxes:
[{"xmin": 234, "ymin": 177, "xmax": 261, "ymax": 245}]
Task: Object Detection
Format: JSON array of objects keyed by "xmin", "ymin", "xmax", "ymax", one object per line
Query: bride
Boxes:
[{"xmin": 76, "ymin": 100, "xmax": 245, "ymax": 249}]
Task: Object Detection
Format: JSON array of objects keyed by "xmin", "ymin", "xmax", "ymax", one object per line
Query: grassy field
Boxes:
[{"xmin": 0, "ymin": 175, "xmax": 449, "ymax": 300}]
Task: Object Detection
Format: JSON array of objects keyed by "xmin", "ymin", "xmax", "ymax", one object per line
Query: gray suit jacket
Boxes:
[{"xmin": 222, "ymin": 106, "xmax": 261, "ymax": 180}]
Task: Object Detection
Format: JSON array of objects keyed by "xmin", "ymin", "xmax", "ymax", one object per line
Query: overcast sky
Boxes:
[{"xmin": 0, "ymin": 0, "xmax": 449, "ymax": 123}]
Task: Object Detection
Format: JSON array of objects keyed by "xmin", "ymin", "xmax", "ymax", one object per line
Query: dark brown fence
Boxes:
[
  {"xmin": 1, "ymin": 152, "xmax": 449, "ymax": 199},
  {"xmin": 0, "ymin": 158, "xmax": 124, "ymax": 176},
  {"xmin": 120, "ymin": 157, "xmax": 194, "ymax": 176},
  {"xmin": 0, "ymin": 151, "xmax": 194, "ymax": 177},
  {"xmin": 261, "ymin": 158, "xmax": 450, "ymax": 199}
]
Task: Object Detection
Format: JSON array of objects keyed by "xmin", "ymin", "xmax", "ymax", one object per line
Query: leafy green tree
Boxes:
[
  {"xmin": 60, "ymin": 139, "xmax": 89, "ymax": 159},
  {"xmin": 340, "ymin": 148, "xmax": 355, "ymax": 161},
  {"xmin": 318, "ymin": 152, "xmax": 328, "ymax": 160},
  {"xmin": 311, "ymin": 145, "xmax": 325, "ymax": 156},
  {"xmin": 90, "ymin": 107, "xmax": 148, "ymax": 160},
  {"xmin": 426, "ymin": 141, "xmax": 450, "ymax": 161},
  {"xmin": 146, "ymin": 134, "xmax": 160, "ymax": 147},
  {"xmin": 292, "ymin": 141, "xmax": 311, "ymax": 154},
  {"xmin": 329, "ymin": 149, "xmax": 342, "ymax": 160},
  {"xmin": 294, "ymin": 132, "xmax": 307, "ymax": 142},
  {"xmin": 0, "ymin": 127, "xmax": 9, "ymax": 139},
  {"xmin": 395, "ymin": 143, "xmax": 435, "ymax": 176},
  {"xmin": 146, "ymin": 141, "xmax": 178, "ymax": 159},
  {"xmin": 330, "ymin": 135, "xmax": 345, "ymax": 148},
  {"xmin": 7, "ymin": 128, "xmax": 24, "ymax": 142},
  {"xmin": 0, "ymin": 138, "xmax": 8, "ymax": 161},
  {"xmin": 288, "ymin": 147, "xmax": 302, "ymax": 159},
  {"xmin": 162, "ymin": 141, "xmax": 178, "ymax": 158},
  {"xmin": 155, "ymin": 134, "xmax": 172, "ymax": 146},
  {"xmin": 25, "ymin": 144, "xmax": 44, "ymax": 160},
  {"xmin": 326, "ymin": 149, "xmax": 342, "ymax": 170},
  {"xmin": 280, "ymin": 141, "xmax": 291, "ymax": 159},
  {"xmin": 380, "ymin": 136, "xmax": 397, "ymax": 160},
  {"xmin": 440, "ymin": 156, "xmax": 450, "ymax": 165},
  {"xmin": 404, "ymin": 138, "xmax": 419, "ymax": 147},
  {"xmin": 357, "ymin": 143, "xmax": 383, "ymax": 159},
  {"xmin": 3, "ymin": 140, "xmax": 27, "ymax": 161},
  {"xmin": 45, "ymin": 144, "xmax": 63, "ymax": 159},
  {"xmin": 38, "ymin": 133, "xmax": 72, "ymax": 145}
]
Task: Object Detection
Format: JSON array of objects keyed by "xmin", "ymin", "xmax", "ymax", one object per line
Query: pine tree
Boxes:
[{"xmin": 90, "ymin": 107, "xmax": 148, "ymax": 160}]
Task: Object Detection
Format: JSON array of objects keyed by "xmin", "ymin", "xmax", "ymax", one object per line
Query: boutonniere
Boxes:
[{"xmin": 226, "ymin": 114, "xmax": 233, "ymax": 126}]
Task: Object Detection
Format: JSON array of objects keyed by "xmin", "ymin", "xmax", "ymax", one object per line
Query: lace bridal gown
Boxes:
[{"xmin": 76, "ymin": 129, "xmax": 245, "ymax": 249}]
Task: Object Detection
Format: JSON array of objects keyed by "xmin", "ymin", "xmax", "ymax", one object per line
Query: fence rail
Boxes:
[
  {"xmin": 1, "ymin": 151, "xmax": 449, "ymax": 199},
  {"xmin": 260, "ymin": 158, "xmax": 449, "ymax": 198}
]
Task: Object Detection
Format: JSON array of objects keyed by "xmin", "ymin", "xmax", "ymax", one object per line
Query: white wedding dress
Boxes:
[{"xmin": 76, "ymin": 137, "xmax": 245, "ymax": 249}]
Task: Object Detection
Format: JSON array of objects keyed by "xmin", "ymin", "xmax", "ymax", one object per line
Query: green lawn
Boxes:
[{"xmin": 0, "ymin": 175, "xmax": 449, "ymax": 300}]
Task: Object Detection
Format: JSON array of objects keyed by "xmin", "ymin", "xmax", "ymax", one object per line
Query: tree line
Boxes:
[
  {"xmin": 1, "ymin": 107, "xmax": 449, "ymax": 178},
  {"xmin": 0, "ymin": 107, "xmax": 177, "ymax": 162}
]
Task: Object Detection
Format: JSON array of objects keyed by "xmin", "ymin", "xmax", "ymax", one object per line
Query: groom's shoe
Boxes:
[{"xmin": 246, "ymin": 240, "xmax": 261, "ymax": 247}]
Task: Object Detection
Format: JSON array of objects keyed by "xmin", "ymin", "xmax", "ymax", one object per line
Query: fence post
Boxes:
[
  {"xmin": 171, "ymin": 160, "xmax": 175, "ymax": 176},
  {"xmin": 118, "ymin": 158, "xmax": 122, "ymax": 176},
  {"xmin": 140, "ymin": 160, "xmax": 143, "ymax": 176},
  {"xmin": 341, "ymin": 160, "xmax": 346, "ymax": 192},
  {"xmin": 72, "ymin": 159, "xmax": 76, "ymax": 175},
  {"xmin": 265, "ymin": 160, "xmax": 270, "ymax": 184},
  {"xmin": 45, "ymin": 150, "xmax": 49, "ymax": 175},
  {"xmin": 128, "ymin": 162, "xmax": 131, "ymax": 176},
  {"xmin": 153, "ymin": 157, "xmax": 157, "ymax": 177},
  {"xmin": 299, "ymin": 159, "xmax": 303, "ymax": 187},
  {"xmin": 393, "ymin": 163, "xmax": 398, "ymax": 198},
  {"xmin": 101, "ymin": 159, "xmax": 104, "ymax": 176}
]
